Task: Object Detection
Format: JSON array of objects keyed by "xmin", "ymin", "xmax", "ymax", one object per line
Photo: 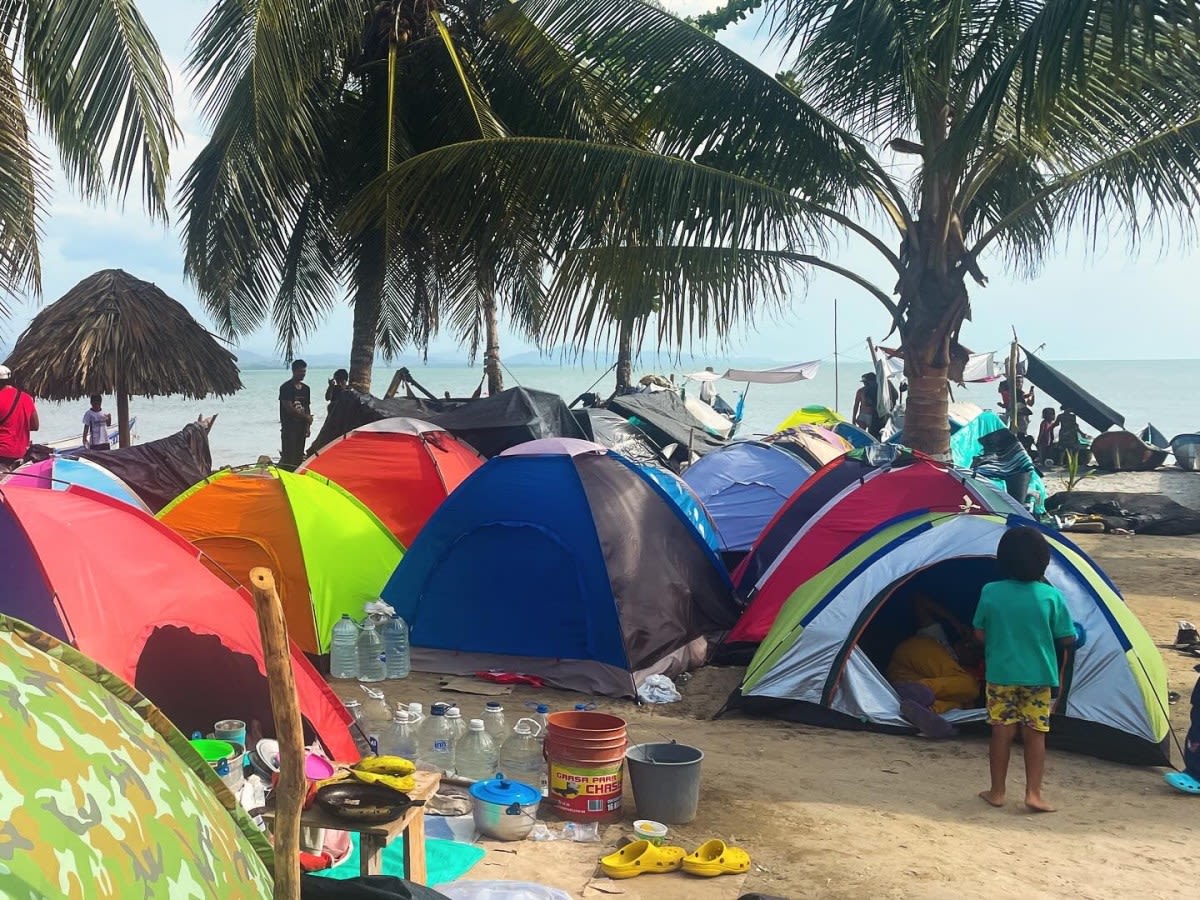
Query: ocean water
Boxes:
[{"xmin": 28, "ymin": 359, "xmax": 1200, "ymax": 468}]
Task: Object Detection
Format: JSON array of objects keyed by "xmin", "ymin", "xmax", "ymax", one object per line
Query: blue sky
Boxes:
[{"xmin": 4, "ymin": 0, "xmax": 1197, "ymax": 364}]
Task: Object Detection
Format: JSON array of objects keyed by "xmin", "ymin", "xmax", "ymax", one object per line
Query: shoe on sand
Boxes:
[
  {"xmin": 682, "ymin": 840, "xmax": 751, "ymax": 877},
  {"xmin": 600, "ymin": 840, "xmax": 686, "ymax": 879},
  {"xmin": 894, "ymin": 681, "xmax": 936, "ymax": 708},
  {"xmin": 900, "ymin": 699, "xmax": 957, "ymax": 739}
]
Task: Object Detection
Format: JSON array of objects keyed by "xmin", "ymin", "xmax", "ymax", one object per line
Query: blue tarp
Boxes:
[
  {"xmin": 951, "ymin": 410, "xmax": 1047, "ymax": 514},
  {"xmin": 683, "ymin": 441, "xmax": 814, "ymax": 552}
]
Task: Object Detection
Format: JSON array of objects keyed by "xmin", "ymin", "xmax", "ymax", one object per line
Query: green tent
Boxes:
[{"xmin": 0, "ymin": 615, "xmax": 273, "ymax": 898}]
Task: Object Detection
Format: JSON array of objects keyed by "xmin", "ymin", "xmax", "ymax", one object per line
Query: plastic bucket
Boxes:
[
  {"xmin": 545, "ymin": 711, "xmax": 626, "ymax": 822},
  {"xmin": 625, "ymin": 742, "xmax": 703, "ymax": 825}
]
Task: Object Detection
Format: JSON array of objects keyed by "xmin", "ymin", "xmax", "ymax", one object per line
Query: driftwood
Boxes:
[{"xmin": 250, "ymin": 567, "xmax": 303, "ymax": 900}]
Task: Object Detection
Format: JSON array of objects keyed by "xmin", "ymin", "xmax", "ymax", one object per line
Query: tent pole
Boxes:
[
  {"xmin": 249, "ymin": 567, "xmax": 304, "ymax": 900},
  {"xmin": 1008, "ymin": 335, "xmax": 1020, "ymax": 434},
  {"xmin": 833, "ymin": 297, "xmax": 839, "ymax": 413}
]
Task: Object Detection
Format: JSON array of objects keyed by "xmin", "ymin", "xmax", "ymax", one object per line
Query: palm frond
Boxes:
[
  {"xmin": 272, "ymin": 185, "xmax": 342, "ymax": 359},
  {"xmin": 0, "ymin": 43, "xmax": 45, "ymax": 310}
]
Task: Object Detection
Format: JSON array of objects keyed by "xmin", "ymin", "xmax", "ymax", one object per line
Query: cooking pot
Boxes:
[{"xmin": 468, "ymin": 777, "xmax": 541, "ymax": 841}]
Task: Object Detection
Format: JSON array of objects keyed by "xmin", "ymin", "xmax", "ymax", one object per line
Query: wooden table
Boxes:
[{"xmin": 263, "ymin": 770, "xmax": 441, "ymax": 882}]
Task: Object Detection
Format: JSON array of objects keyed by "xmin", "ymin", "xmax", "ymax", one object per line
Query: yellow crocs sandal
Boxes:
[
  {"xmin": 681, "ymin": 839, "xmax": 751, "ymax": 877},
  {"xmin": 600, "ymin": 839, "xmax": 687, "ymax": 879}
]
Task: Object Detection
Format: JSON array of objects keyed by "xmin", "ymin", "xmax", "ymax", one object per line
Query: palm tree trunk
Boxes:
[
  {"xmin": 348, "ymin": 233, "xmax": 384, "ymax": 393},
  {"xmin": 897, "ymin": 273, "xmax": 966, "ymax": 461},
  {"xmin": 615, "ymin": 321, "xmax": 633, "ymax": 392},
  {"xmin": 483, "ymin": 288, "xmax": 503, "ymax": 395}
]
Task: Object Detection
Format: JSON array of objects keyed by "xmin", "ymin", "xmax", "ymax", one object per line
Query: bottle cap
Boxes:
[
  {"xmin": 486, "ymin": 701, "xmax": 503, "ymax": 711},
  {"xmin": 446, "ymin": 707, "xmax": 462, "ymax": 718},
  {"xmin": 468, "ymin": 719, "xmax": 485, "ymax": 731},
  {"xmin": 536, "ymin": 704, "xmax": 549, "ymax": 714},
  {"xmin": 409, "ymin": 703, "xmax": 422, "ymax": 716},
  {"xmin": 394, "ymin": 710, "xmax": 410, "ymax": 724},
  {"xmin": 514, "ymin": 722, "xmax": 531, "ymax": 734}
]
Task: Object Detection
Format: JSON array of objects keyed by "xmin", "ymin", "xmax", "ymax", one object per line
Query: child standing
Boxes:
[
  {"xmin": 81, "ymin": 394, "xmax": 112, "ymax": 450},
  {"xmin": 973, "ymin": 526, "xmax": 1076, "ymax": 812}
]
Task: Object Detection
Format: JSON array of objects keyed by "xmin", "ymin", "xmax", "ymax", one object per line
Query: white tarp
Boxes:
[
  {"xmin": 685, "ymin": 361, "xmax": 821, "ymax": 385},
  {"xmin": 874, "ymin": 346, "xmax": 1000, "ymax": 384}
]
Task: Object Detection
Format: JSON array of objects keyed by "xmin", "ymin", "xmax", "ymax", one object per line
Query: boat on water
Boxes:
[{"xmin": 42, "ymin": 418, "xmax": 135, "ymax": 455}]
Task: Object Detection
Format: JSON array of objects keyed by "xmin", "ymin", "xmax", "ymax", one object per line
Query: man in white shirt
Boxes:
[{"xmin": 82, "ymin": 394, "xmax": 112, "ymax": 450}]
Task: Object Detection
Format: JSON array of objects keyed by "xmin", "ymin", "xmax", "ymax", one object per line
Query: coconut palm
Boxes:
[
  {"xmin": 359, "ymin": 0, "xmax": 1200, "ymax": 455},
  {"xmin": 181, "ymin": 0, "xmax": 670, "ymax": 393},
  {"xmin": 0, "ymin": 0, "xmax": 178, "ymax": 317}
]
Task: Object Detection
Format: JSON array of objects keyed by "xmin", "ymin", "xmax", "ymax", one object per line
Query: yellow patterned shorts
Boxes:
[{"xmin": 985, "ymin": 683, "xmax": 1052, "ymax": 733}]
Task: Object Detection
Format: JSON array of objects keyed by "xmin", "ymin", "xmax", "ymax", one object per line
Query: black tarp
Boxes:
[
  {"xmin": 573, "ymin": 408, "xmax": 669, "ymax": 469},
  {"xmin": 309, "ymin": 386, "xmax": 585, "ymax": 458},
  {"xmin": 71, "ymin": 422, "xmax": 212, "ymax": 512},
  {"xmin": 1021, "ymin": 348, "xmax": 1124, "ymax": 432},
  {"xmin": 606, "ymin": 391, "xmax": 726, "ymax": 454},
  {"xmin": 1045, "ymin": 491, "xmax": 1200, "ymax": 535}
]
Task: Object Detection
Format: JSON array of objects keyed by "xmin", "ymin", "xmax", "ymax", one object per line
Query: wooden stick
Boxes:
[{"xmin": 250, "ymin": 567, "xmax": 303, "ymax": 900}]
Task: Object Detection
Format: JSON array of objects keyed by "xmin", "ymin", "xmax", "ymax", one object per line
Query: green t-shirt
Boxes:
[{"xmin": 972, "ymin": 579, "xmax": 1075, "ymax": 687}]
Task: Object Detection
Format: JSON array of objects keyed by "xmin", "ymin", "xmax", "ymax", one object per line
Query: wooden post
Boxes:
[
  {"xmin": 1008, "ymin": 339, "xmax": 1020, "ymax": 434},
  {"xmin": 249, "ymin": 567, "xmax": 303, "ymax": 900},
  {"xmin": 115, "ymin": 368, "xmax": 131, "ymax": 449}
]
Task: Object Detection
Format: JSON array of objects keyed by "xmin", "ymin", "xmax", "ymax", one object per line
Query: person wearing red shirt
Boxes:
[{"xmin": 0, "ymin": 365, "xmax": 39, "ymax": 471}]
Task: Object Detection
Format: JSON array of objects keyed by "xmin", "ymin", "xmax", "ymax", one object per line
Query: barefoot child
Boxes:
[{"xmin": 973, "ymin": 526, "xmax": 1076, "ymax": 812}]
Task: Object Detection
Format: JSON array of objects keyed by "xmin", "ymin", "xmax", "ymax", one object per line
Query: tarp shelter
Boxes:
[
  {"xmin": 381, "ymin": 438, "xmax": 738, "ymax": 696},
  {"xmin": 731, "ymin": 513, "xmax": 1170, "ymax": 765},
  {"xmin": 682, "ymin": 441, "xmax": 814, "ymax": 554},
  {"xmin": 1021, "ymin": 347, "xmax": 1124, "ymax": 432},
  {"xmin": 728, "ymin": 447, "xmax": 1029, "ymax": 650},
  {"xmin": 159, "ymin": 466, "xmax": 404, "ymax": 656},
  {"xmin": 606, "ymin": 390, "xmax": 726, "ymax": 454},
  {"xmin": 764, "ymin": 424, "xmax": 851, "ymax": 469},
  {"xmin": 573, "ymin": 407, "xmax": 668, "ymax": 469},
  {"xmin": 2, "ymin": 455, "xmax": 151, "ymax": 512},
  {"xmin": 0, "ymin": 615, "xmax": 273, "ymax": 898},
  {"xmin": 299, "ymin": 418, "xmax": 483, "ymax": 547},
  {"xmin": 311, "ymin": 387, "xmax": 585, "ymax": 458},
  {"xmin": 0, "ymin": 484, "xmax": 358, "ymax": 760},
  {"xmin": 72, "ymin": 421, "xmax": 214, "ymax": 512}
]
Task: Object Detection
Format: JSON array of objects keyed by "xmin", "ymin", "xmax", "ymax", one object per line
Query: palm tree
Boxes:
[
  {"xmin": 0, "ymin": 0, "xmax": 178, "ymax": 316},
  {"xmin": 358, "ymin": 0, "xmax": 1200, "ymax": 456},
  {"xmin": 181, "ymin": 0, "xmax": 660, "ymax": 394}
]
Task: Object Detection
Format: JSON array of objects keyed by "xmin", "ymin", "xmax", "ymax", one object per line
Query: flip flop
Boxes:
[
  {"xmin": 600, "ymin": 840, "xmax": 686, "ymax": 879},
  {"xmin": 681, "ymin": 839, "xmax": 751, "ymax": 877},
  {"xmin": 900, "ymin": 699, "xmax": 957, "ymax": 739},
  {"xmin": 1164, "ymin": 771, "xmax": 1200, "ymax": 795}
]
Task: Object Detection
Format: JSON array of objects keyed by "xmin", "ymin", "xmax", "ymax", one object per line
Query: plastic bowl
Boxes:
[
  {"xmin": 304, "ymin": 752, "xmax": 336, "ymax": 781},
  {"xmin": 633, "ymin": 819, "xmax": 668, "ymax": 846},
  {"xmin": 190, "ymin": 739, "xmax": 235, "ymax": 764}
]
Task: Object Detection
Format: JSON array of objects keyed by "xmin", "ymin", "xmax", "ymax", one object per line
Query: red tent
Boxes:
[
  {"xmin": 0, "ymin": 484, "xmax": 357, "ymax": 760},
  {"xmin": 725, "ymin": 451, "xmax": 1029, "ymax": 650},
  {"xmin": 300, "ymin": 417, "xmax": 483, "ymax": 547}
]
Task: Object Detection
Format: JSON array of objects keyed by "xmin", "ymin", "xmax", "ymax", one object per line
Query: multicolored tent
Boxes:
[
  {"xmin": 731, "ymin": 513, "xmax": 1170, "ymax": 765},
  {"xmin": 765, "ymin": 424, "xmax": 852, "ymax": 469},
  {"xmin": 682, "ymin": 441, "xmax": 813, "ymax": 554},
  {"xmin": 382, "ymin": 438, "xmax": 737, "ymax": 696},
  {"xmin": 635, "ymin": 461, "xmax": 722, "ymax": 553},
  {"xmin": 775, "ymin": 405, "xmax": 845, "ymax": 431},
  {"xmin": 0, "ymin": 484, "xmax": 358, "ymax": 759},
  {"xmin": 1, "ymin": 455, "xmax": 151, "ymax": 512},
  {"xmin": 299, "ymin": 417, "xmax": 483, "ymax": 547},
  {"xmin": 726, "ymin": 447, "xmax": 1029, "ymax": 649},
  {"xmin": 0, "ymin": 615, "xmax": 273, "ymax": 898}
]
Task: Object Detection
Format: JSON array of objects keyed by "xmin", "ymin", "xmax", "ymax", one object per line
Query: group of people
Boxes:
[
  {"xmin": 852, "ymin": 372, "xmax": 899, "ymax": 438},
  {"xmin": 886, "ymin": 527, "xmax": 1076, "ymax": 812},
  {"xmin": 0, "ymin": 366, "xmax": 116, "ymax": 473},
  {"xmin": 278, "ymin": 361, "xmax": 351, "ymax": 470}
]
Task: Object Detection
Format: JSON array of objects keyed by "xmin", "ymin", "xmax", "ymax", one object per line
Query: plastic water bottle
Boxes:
[
  {"xmin": 407, "ymin": 702, "xmax": 424, "ymax": 727},
  {"xmin": 330, "ymin": 614, "xmax": 359, "ymax": 679},
  {"xmin": 445, "ymin": 705, "xmax": 467, "ymax": 743},
  {"xmin": 356, "ymin": 617, "xmax": 385, "ymax": 683},
  {"xmin": 455, "ymin": 719, "xmax": 498, "ymax": 781},
  {"xmin": 497, "ymin": 718, "xmax": 544, "ymax": 789},
  {"xmin": 382, "ymin": 615, "xmax": 410, "ymax": 679},
  {"xmin": 531, "ymin": 704, "xmax": 551, "ymax": 796},
  {"xmin": 418, "ymin": 703, "xmax": 456, "ymax": 774},
  {"xmin": 385, "ymin": 709, "xmax": 418, "ymax": 760},
  {"xmin": 482, "ymin": 702, "xmax": 507, "ymax": 741}
]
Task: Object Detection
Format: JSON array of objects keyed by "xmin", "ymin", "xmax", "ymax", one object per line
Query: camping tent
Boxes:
[
  {"xmin": 764, "ymin": 425, "xmax": 852, "ymax": 469},
  {"xmin": 727, "ymin": 447, "xmax": 1029, "ymax": 650},
  {"xmin": 381, "ymin": 438, "xmax": 738, "ymax": 696},
  {"xmin": 299, "ymin": 418, "xmax": 483, "ymax": 547},
  {"xmin": 0, "ymin": 615, "xmax": 273, "ymax": 898},
  {"xmin": 682, "ymin": 441, "xmax": 814, "ymax": 554},
  {"xmin": 0, "ymin": 484, "xmax": 358, "ymax": 759},
  {"xmin": 1, "ymin": 455, "xmax": 151, "ymax": 512},
  {"xmin": 159, "ymin": 466, "xmax": 404, "ymax": 655},
  {"xmin": 730, "ymin": 513, "xmax": 1170, "ymax": 765},
  {"xmin": 775, "ymin": 405, "xmax": 845, "ymax": 431},
  {"xmin": 72, "ymin": 420, "xmax": 215, "ymax": 512},
  {"xmin": 634, "ymin": 462, "xmax": 722, "ymax": 552}
]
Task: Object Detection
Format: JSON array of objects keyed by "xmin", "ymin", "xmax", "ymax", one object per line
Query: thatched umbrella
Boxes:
[{"xmin": 3, "ymin": 269, "xmax": 242, "ymax": 448}]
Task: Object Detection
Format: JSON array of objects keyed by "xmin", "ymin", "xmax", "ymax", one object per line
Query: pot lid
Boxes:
[{"xmin": 469, "ymin": 776, "xmax": 541, "ymax": 806}]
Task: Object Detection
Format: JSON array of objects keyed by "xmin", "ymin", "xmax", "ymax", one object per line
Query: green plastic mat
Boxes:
[{"xmin": 312, "ymin": 834, "xmax": 485, "ymax": 885}]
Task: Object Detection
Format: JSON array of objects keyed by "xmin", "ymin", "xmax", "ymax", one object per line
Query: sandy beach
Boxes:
[{"xmin": 331, "ymin": 507, "xmax": 1200, "ymax": 899}]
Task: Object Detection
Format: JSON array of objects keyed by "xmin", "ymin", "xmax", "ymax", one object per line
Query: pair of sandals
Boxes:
[{"xmin": 600, "ymin": 839, "xmax": 750, "ymax": 879}]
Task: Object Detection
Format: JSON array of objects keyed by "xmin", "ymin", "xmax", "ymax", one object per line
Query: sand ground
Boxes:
[{"xmin": 334, "ymin": 527, "xmax": 1200, "ymax": 900}]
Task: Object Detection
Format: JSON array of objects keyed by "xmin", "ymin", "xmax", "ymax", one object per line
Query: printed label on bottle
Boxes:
[{"xmin": 433, "ymin": 740, "xmax": 449, "ymax": 752}]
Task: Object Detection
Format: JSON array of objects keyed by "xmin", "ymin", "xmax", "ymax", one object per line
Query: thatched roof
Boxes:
[{"xmin": 3, "ymin": 269, "xmax": 242, "ymax": 401}]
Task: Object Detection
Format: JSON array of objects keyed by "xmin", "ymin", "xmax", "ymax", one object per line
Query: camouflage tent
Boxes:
[{"xmin": 0, "ymin": 615, "xmax": 273, "ymax": 899}]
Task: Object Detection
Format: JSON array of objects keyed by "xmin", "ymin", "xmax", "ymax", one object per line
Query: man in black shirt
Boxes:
[{"xmin": 279, "ymin": 359, "xmax": 312, "ymax": 470}]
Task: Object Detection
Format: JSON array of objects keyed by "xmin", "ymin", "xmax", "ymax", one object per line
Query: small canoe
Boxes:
[
  {"xmin": 1171, "ymin": 433, "xmax": 1200, "ymax": 471},
  {"xmin": 44, "ymin": 417, "xmax": 135, "ymax": 455},
  {"xmin": 1091, "ymin": 430, "xmax": 1167, "ymax": 472}
]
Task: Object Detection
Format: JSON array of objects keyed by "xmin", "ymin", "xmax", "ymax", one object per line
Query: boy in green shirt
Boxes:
[{"xmin": 973, "ymin": 526, "xmax": 1076, "ymax": 812}]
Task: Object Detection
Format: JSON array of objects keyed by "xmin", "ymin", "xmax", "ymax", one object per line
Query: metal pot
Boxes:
[{"xmin": 468, "ymin": 777, "xmax": 541, "ymax": 841}]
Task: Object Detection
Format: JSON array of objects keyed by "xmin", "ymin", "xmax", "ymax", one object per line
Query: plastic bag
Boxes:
[
  {"xmin": 637, "ymin": 673, "xmax": 682, "ymax": 704},
  {"xmin": 438, "ymin": 882, "xmax": 572, "ymax": 900}
]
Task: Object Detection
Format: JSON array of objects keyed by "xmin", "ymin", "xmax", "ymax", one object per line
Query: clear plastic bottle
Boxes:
[
  {"xmin": 418, "ymin": 703, "xmax": 456, "ymax": 774},
  {"xmin": 407, "ymin": 702, "xmax": 424, "ymax": 727},
  {"xmin": 356, "ymin": 617, "xmax": 385, "ymax": 683},
  {"xmin": 496, "ymin": 718, "xmax": 544, "ymax": 790},
  {"xmin": 329, "ymin": 614, "xmax": 359, "ymax": 679},
  {"xmin": 482, "ymin": 702, "xmax": 507, "ymax": 741},
  {"xmin": 531, "ymin": 703, "xmax": 551, "ymax": 796},
  {"xmin": 385, "ymin": 709, "xmax": 418, "ymax": 760},
  {"xmin": 445, "ymin": 705, "xmax": 467, "ymax": 743},
  {"xmin": 381, "ymin": 615, "xmax": 410, "ymax": 679},
  {"xmin": 455, "ymin": 719, "xmax": 498, "ymax": 781}
]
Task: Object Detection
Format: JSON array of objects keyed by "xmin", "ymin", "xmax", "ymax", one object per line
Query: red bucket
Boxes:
[{"xmin": 544, "ymin": 711, "xmax": 627, "ymax": 822}]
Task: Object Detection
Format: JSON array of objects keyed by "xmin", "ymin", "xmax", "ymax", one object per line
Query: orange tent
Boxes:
[
  {"xmin": 299, "ymin": 418, "xmax": 483, "ymax": 547},
  {"xmin": 158, "ymin": 466, "xmax": 404, "ymax": 655}
]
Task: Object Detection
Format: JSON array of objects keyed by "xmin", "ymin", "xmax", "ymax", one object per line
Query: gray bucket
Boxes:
[{"xmin": 625, "ymin": 742, "xmax": 703, "ymax": 824}]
